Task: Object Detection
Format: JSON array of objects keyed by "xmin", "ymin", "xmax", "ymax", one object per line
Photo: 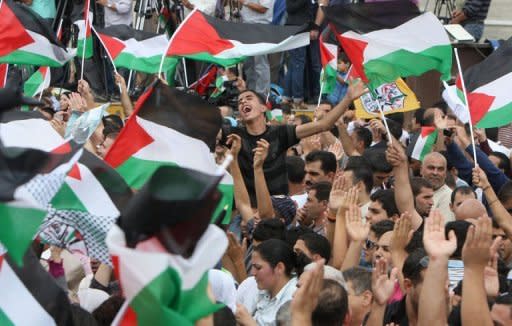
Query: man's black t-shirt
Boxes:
[
  {"xmin": 384, "ymin": 296, "xmax": 409, "ymax": 326},
  {"xmin": 225, "ymin": 124, "xmax": 300, "ymax": 204}
]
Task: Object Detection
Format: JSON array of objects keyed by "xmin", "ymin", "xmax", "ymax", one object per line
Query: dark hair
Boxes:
[
  {"xmin": 284, "ymin": 226, "xmax": 313, "ymax": 247},
  {"xmin": 445, "ymin": 220, "xmax": 472, "ymax": 259},
  {"xmin": 280, "ymin": 102, "xmax": 292, "ymax": 115},
  {"xmin": 345, "ymin": 157, "xmax": 373, "ymax": 194},
  {"xmin": 309, "ymin": 181, "xmax": 332, "ymax": 202},
  {"xmin": 450, "ymin": 186, "xmax": 476, "ymax": 205},
  {"xmin": 498, "ymin": 181, "xmax": 512, "ymax": 205},
  {"xmin": 354, "ymin": 127, "xmax": 372, "ymax": 149},
  {"xmin": 252, "ymin": 218, "xmax": 285, "ymax": 242},
  {"xmin": 254, "ymin": 239, "xmax": 296, "ymax": 277},
  {"xmin": 385, "ymin": 118, "xmax": 403, "ymax": 140},
  {"xmin": 305, "ymin": 151, "xmax": 337, "ymax": 175},
  {"xmin": 319, "ymin": 100, "xmax": 333, "ymax": 108},
  {"xmin": 386, "ymin": 112, "xmax": 404, "ymax": 128},
  {"xmin": 402, "ymin": 248, "xmax": 428, "ymax": 285},
  {"xmin": 296, "ymin": 114, "xmax": 312, "ymax": 124},
  {"xmin": 414, "ymin": 108, "xmax": 425, "ymax": 126},
  {"xmin": 490, "ymin": 151, "xmax": 511, "ymax": 176},
  {"xmin": 298, "ymin": 233, "xmax": 331, "ymax": 261},
  {"xmin": 213, "ymin": 306, "xmax": 236, "ymax": 326},
  {"xmin": 239, "ymin": 89, "xmax": 266, "ymax": 105},
  {"xmin": 92, "ymin": 295, "xmax": 125, "ymax": 326},
  {"xmin": 342, "ymin": 267, "xmax": 372, "ymax": 295},
  {"xmin": 405, "ymin": 228, "xmax": 425, "ymax": 254},
  {"xmin": 364, "ymin": 148, "xmax": 392, "ymax": 173},
  {"xmin": 312, "ymin": 280, "xmax": 349, "ymax": 326},
  {"xmin": 370, "ymin": 189, "xmax": 399, "ymax": 218},
  {"xmin": 370, "ymin": 220, "xmax": 395, "ymax": 239},
  {"xmin": 410, "ymin": 177, "xmax": 433, "ymax": 197},
  {"xmin": 286, "ymin": 156, "xmax": 305, "ymax": 184}
]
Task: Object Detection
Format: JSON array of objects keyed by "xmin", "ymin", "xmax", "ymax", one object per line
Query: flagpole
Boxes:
[
  {"xmin": 454, "ymin": 47, "xmax": 478, "ymax": 166},
  {"xmin": 158, "ymin": 8, "xmax": 198, "ymax": 76},
  {"xmin": 91, "ymin": 25, "xmax": 123, "ymax": 95},
  {"xmin": 317, "ymin": 81, "xmax": 324, "ymax": 108},
  {"xmin": 376, "ymin": 99, "xmax": 393, "ymax": 145},
  {"xmin": 182, "ymin": 58, "xmax": 189, "ymax": 88},
  {"xmin": 80, "ymin": 0, "xmax": 91, "ymax": 81}
]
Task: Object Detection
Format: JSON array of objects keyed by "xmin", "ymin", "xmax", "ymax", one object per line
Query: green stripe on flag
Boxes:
[
  {"xmin": 115, "ymin": 54, "xmax": 178, "ymax": 74},
  {"xmin": 364, "ymin": 45, "xmax": 452, "ymax": 90},
  {"xmin": 476, "ymin": 102, "xmax": 512, "ymax": 128},
  {"xmin": 23, "ymin": 70, "xmax": 45, "ymax": 97},
  {"xmin": 178, "ymin": 52, "xmax": 246, "ymax": 68},
  {"xmin": 321, "ymin": 65, "xmax": 337, "ymax": 95},
  {"xmin": 0, "ymin": 308, "xmax": 15, "ymax": 326},
  {"xmin": 420, "ymin": 130, "xmax": 438, "ymax": 161},
  {"xmin": 0, "ymin": 203, "xmax": 46, "ymax": 266},
  {"xmin": 51, "ymin": 183, "xmax": 88, "ymax": 212},
  {"xmin": 116, "ymin": 156, "xmax": 177, "ymax": 190},
  {"xmin": 0, "ymin": 50, "xmax": 67, "ymax": 67},
  {"xmin": 77, "ymin": 36, "xmax": 93, "ymax": 59},
  {"xmin": 129, "ymin": 270, "xmax": 223, "ymax": 325},
  {"xmin": 213, "ymin": 183, "xmax": 233, "ymax": 224}
]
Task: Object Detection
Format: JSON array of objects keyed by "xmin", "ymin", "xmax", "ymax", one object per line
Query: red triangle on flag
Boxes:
[
  {"xmin": 98, "ymin": 33, "xmax": 126, "ymax": 60},
  {"xmin": 0, "ymin": 2, "xmax": 35, "ymax": 57},
  {"xmin": 0, "ymin": 64, "xmax": 8, "ymax": 88},
  {"xmin": 455, "ymin": 75, "xmax": 495, "ymax": 125},
  {"xmin": 167, "ymin": 10, "xmax": 234, "ymax": 56},
  {"xmin": 338, "ymin": 34, "xmax": 369, "ymax": 83},
  {"xmin": 420, "ymin": 126, "xmax": 436, "ymax": 138},
  {"xmin": 319, "ymin": 39, "xmax": 335, "ymax": 68},
  {"xmin": 0, "ymin": 254, "xmax": 4, "ymax": 270},
  {"xmin": 67, "ymin": 163, "xmax": 82, "ymax": 180},
  {"xmin": 52, "ymin": 141, "xmax": 72, "ymax": 154}
]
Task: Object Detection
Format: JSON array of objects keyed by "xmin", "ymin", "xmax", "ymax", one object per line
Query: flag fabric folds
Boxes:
[
  {"xmin": 165, "ymin": 9, "xmax": 310, "ymax": 67},
  {"xmin": 455, "ymin": 37, "xmax": 512, "ymax": 128},
  {"xmin": 336, "ymin": 12, "xmax": 452, "ymax": 90},
  {"xmin": 0, "ymin": 0, "xmax": 74, "ymax": 67},
  {"xmin": 319, "ymin": 39, "xmax": 338, "ymax": 95}
]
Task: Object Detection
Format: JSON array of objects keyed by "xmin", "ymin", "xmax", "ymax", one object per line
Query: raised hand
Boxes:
[
  {"xmin": 253, "ymin": 139, "xmax": 269, "ymax": 169},
  {"xmin": 385, "ymin": 140, "xmax": 407, "ymax": 167},
  {"xmin": 328, "ymin": 172, "xmax": 347, "ymax": 214},
  {"xmin": 372, "ymin": 258, "xmax": 399, "ymax": 305},
  {"xmin": 291, "ymin": 259, "xmax": 325, "ymax": 323},
  {"xmin": 462, "ymin": 215, "xmax": 493, "ymax": 269},
  {"xmin": 484, "ymin": 239, "xmax": 500, "ymax": 298},
  {"xmin": 423, "ymin": 209, "xmax": 457, "ymax": 259},
  {"xmin": 68, "ymin": 92, "xmax": 87, "ymax": 112},
  {"xmin": 346, "ymin": 78, "xmax": 369, "ymax": 102},
  {"xmin": 300, "ymin": 134, "xmax": 321, "ymax": 155},
  {"xmin": 327, "ymin": 141, "xmax": 343, "ymax": 160},
  {"xmin": 390, "ymin": 212, "xmax": 414, "ymax": 252},
  {"xmin": 226, "ymin": 231, "xmax": 246, "ymax": 263},
  {"xmin": 345, "ymin": 203, "xmax": 369, "ymax": 242},
  {"xmin": 434, "ymin": 110, "xmax": 448, "ymax": 130},
  {"xmin": 226, "ymin": 133, "xmax": 242, "ymax": 157},
  {"xmin": 114, "ymin": 72, "xmax": 127, "ymax": 92},
  {"xmin": 472, "ymin": 166, "xmax": 491, "ymax": 190}
]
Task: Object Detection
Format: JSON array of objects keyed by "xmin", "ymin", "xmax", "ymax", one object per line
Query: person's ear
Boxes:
[
  {"xmin": 275, "ymin": 261, "xmax": 286, "ymax": 276},
  {"xmin": 362, "ymin": 290, "xmax": 373, "ymax": 307},
  {"xmin": 403, "ymin": 278, "xmax": 413, "ymax": 292},
  {"xmin": 327, "ymin": 171, "xmax": 335, "ymax": 181}
]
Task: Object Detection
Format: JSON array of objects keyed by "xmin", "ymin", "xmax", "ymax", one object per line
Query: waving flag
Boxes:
[
  {"xmin": 165, "ymin": 9, "xmax": 310, "ymax": 67},
  {"xmin": 0, "ymin": 0, "xmax": 74, "ymax": 67},
  {"xmin": 75, "ymin": 0, "xmax": 93, "ymax": 59},
  {"xmin": 23, "ymin": 67, "xmax": 51, "ymax": 98},
  {"xmin": 319, "ymin": 39, "xmax": 338, "ymax": 95},
  {"xmin": 337, "ymin": 12, "xmax": 452, "ymax": 90},
  {"xmin": 455, "ymin": 37, "xmax": 512, "ymax": 128},
  {"xmin": 410, "ymin": 127, "xmax": 438, "ymax": 161}
]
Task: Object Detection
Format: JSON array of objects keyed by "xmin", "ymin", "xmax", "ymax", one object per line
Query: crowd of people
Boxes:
[{"xmin": 4, "ymin": 0, "xmax": 509, "ymax": 325}]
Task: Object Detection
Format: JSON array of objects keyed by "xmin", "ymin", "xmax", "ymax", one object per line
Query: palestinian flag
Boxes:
[
  {"xmin": 0, "ymin": 64, "xmax": 8, "ymax": 88},
  {"xmin": 0, "ymin": 250, "xmax": 83, "ymax": 325},
  {"xmin": 94, "ymin": 24, "xmax": 177, "ymax": 74},
  {"xmin": 38, "ymin": 150, "xmax": 132, "ymax": 263},
  {"xmin": 104, "ymin": 81, "xmax": 234, "ymax": 223},
  {"xmin": 190, "ymin": 65, "xmax": 218, "ymax": 96},
  {"xmin": 23, "ymin": 66, "xmax": 51, "ymax": 98},
  {"xmin": 455, "ymin": 37, "xmax": 512, "ymax": 128},
  {"xmin": 107, "ymin": 224, "xmax": 227, "ymax": 325},
  {"xmin": 165, "ymin": 9, "xmax": 310, "ymax": 67},
  {"xmin": 319, "ymin": 39, "xmax": 338, "ymax": 95},
  {"xmin": 0, "ymin": 0, "xmax": 74, "ymax": 67},
  {"xmin": 410, "ymin": 127, "xmax": 438, "ymax": 161},
  {"xmin": 75, "ymin": 0, "xmax": 93, "ymax": 59},
  {"xmin": 324, "ymin": 1, "xmax": 421, "ymax": 34},
  {"xmin": 337, "ymin": 12, "xmax": 452, "ymax": 90}
]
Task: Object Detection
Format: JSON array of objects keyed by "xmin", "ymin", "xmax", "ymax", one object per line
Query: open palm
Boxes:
[{"xmin": 423, "ymin": 210, "xmax": 457, "ymax": 258}]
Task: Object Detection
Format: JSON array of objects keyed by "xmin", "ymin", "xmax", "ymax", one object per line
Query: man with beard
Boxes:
[
  {"xmin": 410, "ymin": 177, "xmax": 435, "ymax": 218},
  {"xmin": 304, "ymin": 151, "xmax": 337, "ymax": 189}
]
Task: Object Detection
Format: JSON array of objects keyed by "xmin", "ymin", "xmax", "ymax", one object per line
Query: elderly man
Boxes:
[{"xmin": 421, "ymin": 152, "xmax": 454, "ymax": 222}]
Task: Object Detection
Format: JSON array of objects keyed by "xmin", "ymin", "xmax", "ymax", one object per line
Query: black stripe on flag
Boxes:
[
  {"xmin": 463, "ymin": 37, "xmax": 512, "ymax": 92},
  {"xmin": 136, "ymin": 80, "xmax": 223, "ymax": 151},
  {"xmin": 324, "ymin": 1, "xmax": 420, "ymax": 34},
  {"xmin": 96, "ymin": 24, "xmax": 161, "ymax": 41},
  {"xmin": 202, "ymin": 13, "xmax": 309, "ymax": 45}
]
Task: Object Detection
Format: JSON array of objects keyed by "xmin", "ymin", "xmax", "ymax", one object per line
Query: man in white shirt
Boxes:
[
  {"xmin": 97, "ymin": 0, "xmax": 133, "ymax": 27},
  {"xmin": 237, "ymin": 0, "xmax": 275, "ymax": 94},
  {"xmin": 420, "ymin": 152, "xmax": 454, "ymax": 222}
]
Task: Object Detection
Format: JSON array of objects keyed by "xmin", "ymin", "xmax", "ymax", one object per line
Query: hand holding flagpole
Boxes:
[{"xmin": 454, "ymin": 47, "xmax": 478, "ymax": 166}]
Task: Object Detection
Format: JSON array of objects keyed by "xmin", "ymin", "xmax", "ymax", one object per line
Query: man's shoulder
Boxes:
[{"xmin": 436, "ymin": 184, "xmax": 453, "ymax": 196}]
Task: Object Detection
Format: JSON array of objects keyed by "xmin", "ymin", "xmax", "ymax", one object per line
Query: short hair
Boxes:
[
  {"xmin": 296, "ymin": 114, "xmax": 312, "ymax": 124},
  {"xmin": 414, "ymin": 108, "xmax": 426, "ymax": 125},
  {"xmin": 354, "ymin": 127, "xmax": 372, "ymax": 149},
  {"xmin": 370, "ymin": 220, "xmax": 395, "ymax": 239},
  {"xmin": 283, "ymin": 226, "xmax": 313, "ymax": 247},
  {"xmin": 319, "ymin": 100, "xmax": 333, "ymax": 108},
  {"xmin": 363, "ymin": 148, "xmax": 392, "ymax": 173},
  {"xmin": 386, "ymin": 112, "xmax": 404, "ymax": 128},
  {"xmin": 342, "ymin": 267, "xmax": 372, "ymax": 295},
  {"xmin": 309, "ymin": 181, "xmax": 332, "ymax": 202},
  {"xmin": 213, "ymin": 306, "xmax": 236, "ymax": 326},
  {"xmin": 410, "ymin": 177, "xmax": 433, "ymax": 197},
  {"xmin": 345, "ymin": 157, "xmax": 373, "ymax": 194},
  {"xmin": 254, "ymin": 239, "xmax": 296, "ymax": 277},
  {"xmin": 385, "ymin": 118, "xmax": 403, "ymax": 140},
  {"xmin": 370, "ymin": 189, "xmax": 400, "ymax": 218},
  {"xmin": 490, "ymin": 151, "xmax": 511, "ymax": 176},
  {"xmin": 450, "ymin": 185, "xmax": 476, "ymax": 205},
  {"xmin": 305, "ymin": 151, "xmax": 337, "ymax": 175},
  {"xmin": 312, "ymin": 279, "xmax": 349, "ymax": 326},
  {"xmin": 298, "ymin": 233, "xmax": 331, "ymax": 261},
  {"xmin": 286, "ymin": 156, "xmax": 305, "ymax": 184},
  {"xmin": 445, "ymin": 220, "xmax": 472, "ymax": 259},
  {"xmin": 239, "ymin": 89, "xmax": 266, "ymax": 105},
  {"xmin": 498, "ymin": 181, "xmax": 512, "ymax": 203},
  {"xmin": 252, "ymin": 218, "xmax": 285, "ymax": 242},
  {"xmin": 402, "ymin": 248, "xmax": 428, "ymax": 285}
]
